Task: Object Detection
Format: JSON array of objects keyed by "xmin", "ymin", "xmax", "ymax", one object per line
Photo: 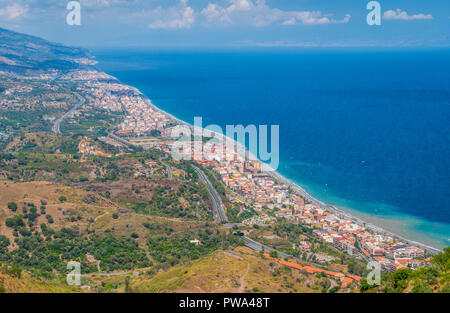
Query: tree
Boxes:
[
  {"xmin": 46, "ymin": 214, "xmax": 54, "ymax": 224},
  {"xmin": 5, "ymin": 215, "xmax": 24, "ymax": 228},
  {"xmin": 360, "ymin": 278, "xmax": 374, "ymax": 293},
  {"xmin": 7, "ymin": 202, "xmax": 17, "ymax": 212},
  {"xmin": 440, "ymin": 283, "xmax": 450, "ymax": 293},
  {"xmin": 0, "ymin": 235, "xmax": 10, "ymax": 248},
  {"xmin": 329, "ymin": 286, "xmax": 340, "ymax": 293},
  {"xmin": 411, "ymin": 280, "xmax": 433, "ymax": 293},
  {"xmin": 430, "ymin": 247, "xmax": 450, "ymax": 271},
  {"xmin": 59, "ymin": 196, "xmax": 67, "ymax": 202},
  {"xmin": 393, "ymin": 269, "xmax": 412, "ymax": 284},
  {"xmin": 8, "ymin": 265, "xmax": 22, "ymax": 278}
]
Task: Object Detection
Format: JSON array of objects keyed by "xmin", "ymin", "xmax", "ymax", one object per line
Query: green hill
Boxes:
[{"xmin": 0, "ymin": 27, "xmax": 94, "ymax": 73}]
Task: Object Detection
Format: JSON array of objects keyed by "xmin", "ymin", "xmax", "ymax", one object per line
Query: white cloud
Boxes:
[
  {"xmin": 201, "ymin": 4, "xmax": 229, "ymax": 23},
  {"xmin": 0, "ymin": 3, "xmax": 28, "ymax": 20},
  {"xmin": 80, "ymin": 0, "xmax": 133, "ymax": 9},
  {"xmin": 383, "ymin": 9, "xmax": 432, "ymax": 21},
  {"xmin": 201, "ymin": 0, "xmax": 350, "ymax": 27},
  {"xmin": 291, "ymin": 12, "xmax": 351, "ymax": 25},
  {"xmin": 281, "ymin": 18, "xmax": 296, "ymax": 26},
  {"xmin": 0, "ymin": 0, "xmax": 350, "ymax": 29},
  {"xmin": 147, "ymin": 0, "xmax": 195, "ymax": 30}
]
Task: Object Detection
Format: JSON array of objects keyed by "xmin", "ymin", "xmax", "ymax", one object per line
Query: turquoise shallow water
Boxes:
[
  {"xmin": 93, "ymin": 48, "xmax": 450, "ymax": 249},
  {"xmin": 282, "ymin": 165, "xmax": 450, "ymax": 249}
]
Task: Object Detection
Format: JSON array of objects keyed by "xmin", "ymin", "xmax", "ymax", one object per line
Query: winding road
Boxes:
[
  {"xmin": 52, "ymin": 92, "xmax": 85, "ymax": 135},
  {"xmin": 51, "ymin": 94, "xmax": 294, "ymax": 263}
]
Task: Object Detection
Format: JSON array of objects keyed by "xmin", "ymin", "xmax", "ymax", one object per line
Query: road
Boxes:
[
  {"xmin": 193, "ymin": 165, "xmax": 228, "ymax": 224},
  {"xmin": 166, "ymin": 164, "xmax": 173, "ymax": 179},
  {"xmin": 52, "ymin": 92, "xmax": 85, "ymax": 135},
  {"xmin": 190, "ymin": 167, "xmax": 289, "ymax": 258},
  {"xmin": 107, "ymin": 131, "xmax": 134, "ymax": 147},
  {"xmin": 158, "ymin": 155, "xmax": 173, "ymax": 179},
  {"xmin": 242, "ymin": 236, "xmax": 291, "ymax": 259}
]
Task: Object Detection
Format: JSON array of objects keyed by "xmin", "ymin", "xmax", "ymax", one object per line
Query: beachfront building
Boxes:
[{"xmin": 81, "ymin": 68, "xmax": 432, "ymax": 274}]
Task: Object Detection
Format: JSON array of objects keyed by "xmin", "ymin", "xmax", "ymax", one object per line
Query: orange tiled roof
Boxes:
[
  {"xmin": 341, "ymin": 277, "xmax": 353, "ymax": 287},
  {"xmin": 347, "ymin": 274, "xmax": 362, "ymax": 282}
]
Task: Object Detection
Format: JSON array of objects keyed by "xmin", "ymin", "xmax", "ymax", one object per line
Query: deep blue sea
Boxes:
[{"xmin": 93, "ymin": 48, "xmax": 450, "ymax": 249}]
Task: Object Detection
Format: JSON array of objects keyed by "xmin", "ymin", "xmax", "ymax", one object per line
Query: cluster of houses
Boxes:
[
  {"xmin": 78, "ymin": 137, "xmax": 113, "ymax": 158},
  {"xmin": 71, "ymin": 68, "xmax": 433, "ymax": 275},
  {"xmin": 263, "ymin": 252, "xmax": 362, "ymax": 289},
  {"xmin": 71, "ymin": 70, "xmax": 171, "ymax": 136},
  {"xmin": 293, "ymin": 206, "xmax": 431, "ymax": 272},
  {"xmin": 117, "ymin": 96, "xmax": 169, "ymax": 136},
  {"xmin": 0, "ymin": 73, "xmax": 72, "ymax": 110},
  {"xmin": 129, "ymin": 160, "xmax": 160, "ymax": 178},
  {"xmin": 158, "ymin": 135, "xmax": 431, "ymax": 273}
]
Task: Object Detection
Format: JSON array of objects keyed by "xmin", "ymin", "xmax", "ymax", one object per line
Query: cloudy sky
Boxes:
[{"xmin": 0, "ymin": 0, "xmax": 448, "ymax": 48}]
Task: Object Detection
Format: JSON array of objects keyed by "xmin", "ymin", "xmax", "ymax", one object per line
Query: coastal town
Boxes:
[
  {"xmin": 1, "ymin": 20, "xmax": 449, "ymax": 296},
  {"xmin": 66, "ymin": 68, "xmax": 434, "ymax": 274}
]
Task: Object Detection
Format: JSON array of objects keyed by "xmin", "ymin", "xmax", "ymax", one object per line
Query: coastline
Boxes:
[
  {"xmin": 267, "ymin": 170, "xmax": 442, "ymax": 253},
  {"xmin": 100, "ymin": 69, "xmax": 443, "ymax": 255}
]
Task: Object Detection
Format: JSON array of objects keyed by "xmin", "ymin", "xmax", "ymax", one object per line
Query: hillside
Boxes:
[
  {"xmin": 2, "ymin": 27, "xmax": 446, "ymax": 294},
  {"xmin": 129, "ymin": 246, "xmax": 333, "ymax": 293},
  {"xmin": 0, "ymin": 134, "xmax": 361, "ymax": 293},
  {"xmin": 0, "ymin": 269, "xmax": 83, "ymax": 293},
  {"xmin": 361, "ymin": 247, "xmax": 450, "ymax": 293},
  {"xmin": 0, "ymin": 27, "xmax": 366, "ymax": 293},
  {"xmin": 0, "ymin": 27, "xmax": 94, "ymax": 74}
]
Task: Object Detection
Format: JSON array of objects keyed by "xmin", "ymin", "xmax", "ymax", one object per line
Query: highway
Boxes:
[
  {"xmin": 52, "ymin": 92, "xmax": 85, "ymax": 135},
  {"xmin": 107, "ymin": 132, "xmax": 134, "ymax": 147},
  {"xmin": 193, "ymin": 165, "xmax": 228, "ymax": 224},
  {"xmin": 191, "ymin": 166, "xmax": 290, "ymax": 259},
  {"xmin": 242, "ymin": 236, "xmax": 291, "ymax": 259}
]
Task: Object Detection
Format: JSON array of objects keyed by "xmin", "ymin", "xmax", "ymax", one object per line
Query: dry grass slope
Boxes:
[
  {"xmin": 131, "ymin": 247, "xmax": 321, "ymax": 293},
  {"xmin": 0, "ymin": 271, "xmax": 83, "ymax": 293}
]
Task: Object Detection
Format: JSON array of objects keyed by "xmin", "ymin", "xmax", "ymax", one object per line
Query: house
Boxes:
[{"xmin": 189, "ymin": 239, "xmax": 201, "ymax": 246}]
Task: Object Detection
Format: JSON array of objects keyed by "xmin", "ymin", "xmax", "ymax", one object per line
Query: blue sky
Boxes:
[{"xmin": 0, "ymin": 0, "xmax": 448, "ymax": 48}]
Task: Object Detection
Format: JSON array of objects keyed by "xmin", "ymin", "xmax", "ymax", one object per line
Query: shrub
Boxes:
[
  {"xmin": 7, "ymin": 202, "xmax": 17, "ymax": 212},
  {"xmin": 46, "ymin": 214, "xmax": 54, "ymax": 224},
  {"xmin": 0, "ymin": 235, "xmax": 10, "ymax": 248},
  {"xmin": 5, "ymin": 215, "xmax": 24, "ymax": 228}
]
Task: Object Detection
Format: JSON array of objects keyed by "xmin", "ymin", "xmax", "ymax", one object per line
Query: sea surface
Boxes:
[{"xmin": 93, "ymin": 48, "xmax": 450, "ymax": 249}]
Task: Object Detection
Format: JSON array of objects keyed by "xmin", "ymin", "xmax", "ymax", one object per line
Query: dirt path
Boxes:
[
  {"xmin": 94, "ymin": 212, "xmax": 109, "ymax": 222},
  {"xmin": 237, "ymin": 262, "xmax": 250, "ymax": 293}
]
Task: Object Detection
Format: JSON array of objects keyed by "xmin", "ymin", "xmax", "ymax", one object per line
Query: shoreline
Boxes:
[
  {"xmin": 267, "ymin": 171, "xmax": 442, "ymax": 254},
  {"xmin": 100, "ymin": 69, "xmax": 443, "ymax": 255}
]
